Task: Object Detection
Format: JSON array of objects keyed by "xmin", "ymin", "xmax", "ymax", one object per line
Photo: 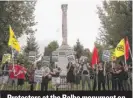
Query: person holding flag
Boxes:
[
  {"xmin": 91, "ymin": 46, "xmax": 99, "ymax": 91},
  {"xmin": 8, "ymin": 26, "xmax": 21, "ymax": 84}
]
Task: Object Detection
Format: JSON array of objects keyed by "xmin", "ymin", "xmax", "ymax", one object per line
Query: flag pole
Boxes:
[
  {"xmin": 11, "ymin": 46, "xmax": 15, "ymax": 74},
  {"xmin": 129, "ymin": 46, "xmax": 133, "ymax": 61},
  {"xmin": 104, "ymin": 62, "xmax": 106, "ymax": 76}
]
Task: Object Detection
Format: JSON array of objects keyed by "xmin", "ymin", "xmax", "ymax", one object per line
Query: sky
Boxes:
[{"xmin": 19, "ymin": 0, "xmax": 102, "ymax": 55}]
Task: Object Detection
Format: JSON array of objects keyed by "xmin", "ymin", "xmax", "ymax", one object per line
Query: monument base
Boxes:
[{"xmin": 52, "ymin": 44, "xmax": 76, "ymax": 76}]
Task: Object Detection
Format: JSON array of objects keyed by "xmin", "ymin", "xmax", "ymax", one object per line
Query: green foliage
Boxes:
[
  {"xmin": 0, "ymin": 1, "xmax": 36, "ymax": 55},
  {"xmin": 17, "ymin": 53, "xmax": 30, "ymax": 68},
  {"xmin": 97, "ymin": 1, "xmax": 132, "ymax": 48},
  {"xmin": 44, "ymin": 41, "xmax": 59, "ymax": 56},
  {"xmin": 74, "ymin": 39, "xmax": 84, "ymax": 60},
  {"xmin": 24, "ymin": 34, "xmax": 40, "ymax": 61},
  {"xmin": 83, "ymin": 48, "xmax": 92, "ymax": 62},
  {"xmin": 97, "ymin": 1, "xmax": 132, "ymax": 62}
]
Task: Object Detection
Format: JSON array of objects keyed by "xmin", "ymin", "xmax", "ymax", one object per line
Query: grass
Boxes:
[{"xmin": 1, "ymin": 79, "xmax": 113, "ymax": 91}]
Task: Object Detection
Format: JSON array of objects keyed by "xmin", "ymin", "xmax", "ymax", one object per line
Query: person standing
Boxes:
[
  {"xmin": 1, "ymin": 62, "xmax": 9, "ymax": 90},
  {"xmin": 51, "ymin": 65, "xmax": 61, "ymax": 90},
  {"xmin": 28, "ymin": 64, "xmax": 35, "ymax": 91},
  {"xmin": 41, "ymin": 65, "xmax": 51, "ymax": 91},
  {"xmin": 93, "ymin": 64, "xmax": 98, "ymax": 91},
  {"xmin": 66, "ymin": 62, "xmax": 75, "ymax": 90},
  {"xmin": 8, "ymin": 62, "xmax": 19, "ymax": 90},
  {"xmin": 98, "ymin": 62, "xmax": 105, "ymax": 91},
  {"xmin": 74, "ymin": 62, "xmax": 81, "ymax": 90},
  {"xmin": 16, "ymin": 63, "xmax": 27, "ymax": 90},
  {"xmin": 116, "ymin": 62, "xmax": 124, "ymax": 91},
  {"xmin": 81, "ymin": 60, "xmax": 91, "ymax": 90}
]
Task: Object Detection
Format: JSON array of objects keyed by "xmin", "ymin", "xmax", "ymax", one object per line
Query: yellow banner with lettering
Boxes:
[
  {"xmin": 8, "ymin": 26, "xmax": 20, "ymax": 52},
  {"xmin": 114, "ymin": 38, "xmax": 125, "ymax": 57}
]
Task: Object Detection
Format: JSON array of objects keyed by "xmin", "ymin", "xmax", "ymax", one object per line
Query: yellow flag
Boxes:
[
  {"xmin": 8, "ymin": 26, "xmax": 20, "ymax": 52},
  {"xmin": 110, "ymin": 49, "xmax": 116, "ymax": 61},
  {"xmin": 114, "ymin": 38, "xmax": 125, "ymax": 57}
]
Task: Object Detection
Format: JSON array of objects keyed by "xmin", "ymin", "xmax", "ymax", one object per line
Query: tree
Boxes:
[
  {"xmin": 44, "ymin": 41, "xmax": 59, "ymax": 56},
  {"xmin": 97, "ymin": 1, "xmax": 132, "ymax": 49},
  {"xmin": 74, "ymin": 39, "xmax": 84, "ymax": 62},
  {"xmin": 97, "ymin": 1, "xmax": 132, "ymax": 62},
  {"xmin": 83, "ymin": 48, "xmax": 92, "ymax": 62},
  {"xmin": 0, "ymin": 1, "xmax": 36, "ymax": 55},
  {"xmin": 24, "ymin": 34, "xmax": 40, "ymax": 60}
]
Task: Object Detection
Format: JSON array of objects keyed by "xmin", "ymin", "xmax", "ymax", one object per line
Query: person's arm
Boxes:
[{"xmin": 116, "ymin": 69, "xmax": 122, "ymax": 74}]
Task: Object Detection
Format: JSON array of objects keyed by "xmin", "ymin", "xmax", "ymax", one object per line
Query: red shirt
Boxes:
[
  {"xmin": 17, "ymin": 66, "xmax": 27, "ymax": 79},
  {"xmin": 9, "ymin": 64, "xmax": 19, "ymax": 79}
]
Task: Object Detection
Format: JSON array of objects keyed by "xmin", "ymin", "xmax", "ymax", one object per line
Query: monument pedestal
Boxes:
[{"xmin": 52, "ymin": 44, "xmax": 75, "ymax": 76}]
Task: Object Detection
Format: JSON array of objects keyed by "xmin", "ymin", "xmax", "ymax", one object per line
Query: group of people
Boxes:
[
  {"xmin": 66, "ymin": 60, "xmax": 132, "ymax": 91},
  {"xmin": 0, "ymin": 61, "xmax": 61, "ymax": 91},
  {"xmin": 1, "ymin": 61, "xmax": 27, "ymax": 90},
  {"xmin": 0, "ymin": 59, "xmax": 132, "ymax": 91}
]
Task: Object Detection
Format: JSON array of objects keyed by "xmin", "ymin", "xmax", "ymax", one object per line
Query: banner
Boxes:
[
  {"xmin": 29, "ymin": 51, "xmax": 36, "ymax": 63},
  {"xmin": 8, "ymin": 26, "xmax": 20, "ymax": 52},
  {"xmin": 34, "ymin": 69, "xmax": 43, "ymax": 83},
  {"xmin": 110, "ymin": 49, "xmax": 116, "ymax": 61},
  {"xmin": 67, "ymin": 54, "xmax": 75, "ymax": 64},
  {"xmin": 114, "ymin": 38, "xmax": 125, "ymax": 57},
  {"xmin": 102, "ymin": 50, "xmax": 111, "ymax": 62},
  {"xmin": 2, "ymin": 54, "xmax": 11, "ymax": 64}
]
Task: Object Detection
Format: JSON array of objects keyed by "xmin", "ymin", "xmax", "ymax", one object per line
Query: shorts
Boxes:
[
  {"xmin": 9, "ymin": 78, "xmax": 18, "ymax": 86},
  {"xmin": 0, "ymin": 76, "xmax": 9, "ymax": 84},
  {"xmin": 18, "ymin": 79, "xmax": 24, "ymax": 86}
]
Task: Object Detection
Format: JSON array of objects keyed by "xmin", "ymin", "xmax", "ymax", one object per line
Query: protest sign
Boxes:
[
  {"xmin": 34, "ymin": 69, "xmax": 43, "ymax": 83},
  {"xmin": 2, "ymin": 54, "xmax": 11, "ymax": 64},
  {"xmin": 29, "ymin": 51, "xmax": 36, "ymax": 63},
  {"xmin": 67, "ymin": 54, "xmax": 75, "ymax": 64},
  {"xmin": 102, "ymin": 50, "xmax": 111, "ymax": 62}
]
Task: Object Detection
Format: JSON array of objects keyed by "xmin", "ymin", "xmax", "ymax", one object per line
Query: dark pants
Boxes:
[
  {"xmin": 106, "ymin": 74, "xmax": 110, "ymax": 90},
  {"xmin": 98, "ymin": 77, "xmax": 105, "ymax": 91},
  {"xmin": 30, "ymin": 84, "xmax": 34, "ymax": 91},
  {"xmin": 41, "ymin": 77, "xmax": 49, "ymax": 91},
  {"xmin": 118, "ymin": 79, "xmax": 124, "ymax": 91},
  {"xmin": 93, "ymin": 75, "xmax": 97, "ymax": 91},
  {"xmin": 112, "ymin": 78, "xmax": 117, "ymax": 91}
]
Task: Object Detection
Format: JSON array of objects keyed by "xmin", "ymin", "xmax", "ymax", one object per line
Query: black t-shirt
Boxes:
[{"xmin": 98, "ymin": 70, "xmax": 104, "ymax": 78}]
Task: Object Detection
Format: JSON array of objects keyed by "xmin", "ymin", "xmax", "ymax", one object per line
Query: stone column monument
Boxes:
[
  {"xmin": 61, "ymin": 4, "xmax": 68, "ymax": 45},
  {"xmin": 52, "ymin": 4, "xmax": 76, "ymax": 76}
]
